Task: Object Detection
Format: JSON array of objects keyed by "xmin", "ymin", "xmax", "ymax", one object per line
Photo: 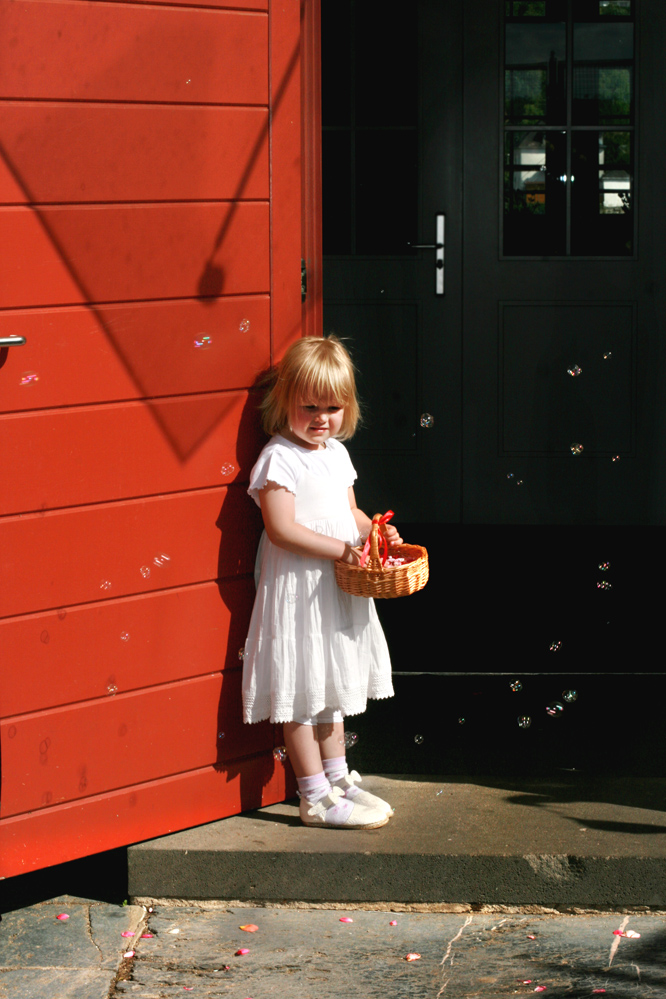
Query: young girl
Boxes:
[{"xmin": 242, "ymin": 335, "xmax": 402, "ymax": 829}]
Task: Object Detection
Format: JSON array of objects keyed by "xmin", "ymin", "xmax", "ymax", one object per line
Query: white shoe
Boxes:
[
  {"xmin": 333, "ymin": 771, "xmax": 394, "ymax": 817},
  {"xmin": 299, "ymin": 786, "xmax": 389, "ymax": 829}
]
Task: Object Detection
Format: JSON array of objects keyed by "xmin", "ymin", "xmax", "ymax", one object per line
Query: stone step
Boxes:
[{"xmin": 128, "ymin": 774, "xmax": 666, "ymax": 908}]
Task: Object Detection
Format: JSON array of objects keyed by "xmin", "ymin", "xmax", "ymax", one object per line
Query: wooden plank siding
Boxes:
[{"xmin": 0, "ymin": 0, "xmax": 304, "ymax": 877}]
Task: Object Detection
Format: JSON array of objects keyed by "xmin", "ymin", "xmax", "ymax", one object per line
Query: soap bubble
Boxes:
[
  {"xmin": 420, "ymin": 413, "xmax": 434, "ymax": 428},
  {"xmin": 220, "ymin": 463, "xmax": 235, "ymax": 476},
  {"xmin": 562, "ymin": 689, "xmax": 578, "ymax": 703},
  {"xmin": 286, "ymin": 593, "xmax": 298, "ymax": 603},
  {"xmin": 107, "ymin": 684, "xmax": 118, "ymax": 696},
  {"xmin": 570, "ymin": 443, "xmax": 584, "ymax": 456},
  {"xmin": 507, "ymin": 473, "xmax": 514, "ymax": 480},
  {"xmin": 510, "ymin": 680, "xmax": 523, "ymax": 693},
  {"xmin": 458, "ymin": 717, "xmax": 466, "ymax": 725},
  {"xmin": 273, "ymin": 746, "xmax": 287, "ymax": 761},
  {"xmin": 603, "ymin": 351, "xmax": 612, "ymax": 360},
  {"xmin": 567, "ymin": 365, "xmax": 582, "ymax": 377},
  {"xmin": 40, "ymin": 630, "xmax": 50, "ymax": 644},
  {"xmin": 239, "ymin": 318, "xmax": 251, "ymax": 333},
  {"xmin": 546, "ymin": 701, "xmax": 564, "ymax": 718},
  {"xmin": 517, "ymin": 716, "xmax": 532, "ymax": 729},
  {"xmin": 597, "ymin": 581, "xmax": 612, "ymax": 590},
  {"xmin": 516, "ymin": 479, "xmax": 524, "ymax": 486},
  {"xmin": 20, "ymin": 371, "xmax": 39, "ymax": 385},
  {"xmin": 140, "ymin": 566, "xmax": 151, "ymax": 579},
  {"xmin": 599, "ymin": 562, "xmax": 610, "ymax": 571},
  {"xmin": 344, "ymin": 731, "xmax": 358, "ymax": 748},
  {"xmin": 238, "ymin": 646, "xmax": 246, "ymax": 661},
  {"xmin": 193, "ymin": 335, "xmax": 212, "ymax": 350},
  {"xmin": 218, "ymin": 731, "xmax": 225, "ymax": 740},
  {"xmin": 612, "ymin": 455, "xmax": 621, "ymax": 462},
  {"xmin": 120, "ymin": 632, "xmax": 130, "ymax": 642},
  {"xmin": 100, "ymin": 580, "xmax": 112, "ymax": 590},
  {"xmin": 153, "ymin": 553, "xmax": 170, "ymax": 567},
  {"xmin": 549, "ymin": 641, "xmax": 562, "ymax": 652},
  {"xmin": 414, "ymin": 734, "xmax": 424, "ymax": 745}
]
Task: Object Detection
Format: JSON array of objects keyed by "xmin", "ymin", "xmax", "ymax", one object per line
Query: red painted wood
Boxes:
[
  {"xmin": 1, "ymin": 671, "xmax": 272, "ymax": 818},
  {"xmin": 0, "ymin": 298, "xmax": 270, "ymax": 414},
  {"xmin": 0, "ymin": 486, "xmax": 263, "ymax": 619},
  {"xmin": 270, "ymin": 1, "xmax": 304, "ymax": 361},
  {"xmin": 0, "ymin": 105, "xmax": 269, "ymax": 204},
  {"xmin": 0, "ymin": 0, "xmax": 308, "ymax": 873},
  {"xmin": 0, "ymin": 3, "xmax": 268, "ymax": 105},
  {"xmin": 301, "ymin": 0, "xmax": 324, "ymax": 338},
  {"xmin": 1, "ymin": 579, "xmax": 255, "ymax": 717},
  {"xmin": 0, "ymin": 390, "xmax": 266, "ymax": 514},
  {"xmin": 119, "ymin": 0, "xmax": 268, "ymax": 10},
  {"xmin": 0, "ymin": 754, "xmax": 293, "ymax": 879},
  {"xmin": 0, "ymin": 203, "xmax": 270, "ymax": 309}
]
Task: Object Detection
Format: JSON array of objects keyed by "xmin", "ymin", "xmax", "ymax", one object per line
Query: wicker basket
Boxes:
[{"xmin": 334, "ymin": 513, "xmax": 429, "ymax": 599}]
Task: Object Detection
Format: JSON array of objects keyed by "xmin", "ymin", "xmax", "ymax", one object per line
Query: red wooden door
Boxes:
[{"xmin": 0, "ymin": 0, "xmax": 316, "ymax": 878}]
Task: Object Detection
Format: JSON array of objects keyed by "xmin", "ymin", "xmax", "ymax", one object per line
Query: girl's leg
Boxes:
[
  {"xmin": 283, "ymin": 722, "xmax": 324, "ymax": 777},
  {"xmin": 316, "ymin": 719, "xmax": 346, "ymax": 762}
]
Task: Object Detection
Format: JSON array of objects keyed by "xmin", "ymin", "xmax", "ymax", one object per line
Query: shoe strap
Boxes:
[{"xmin": 307, "ymin": 785, "xmax": 345, "ymax": 817}]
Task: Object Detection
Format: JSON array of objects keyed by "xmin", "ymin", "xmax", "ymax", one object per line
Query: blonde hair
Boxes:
[{"xmin": 261, "ymin": 335, "xmax": 360, "ymax": 440}]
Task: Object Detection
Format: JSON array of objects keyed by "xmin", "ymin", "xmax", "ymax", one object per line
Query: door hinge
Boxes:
[{"xmin": 301, "ymin": 259, "xmax": 307, "ymax": 301}]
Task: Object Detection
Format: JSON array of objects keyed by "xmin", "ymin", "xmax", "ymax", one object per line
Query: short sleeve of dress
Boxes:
[
  {"xmin": 247, "ymin": 442, "xmax": 300, "ymax": 506},
  {"xmin": 329, "ymin": 438, "xmax": 358, "ymax": 488}
]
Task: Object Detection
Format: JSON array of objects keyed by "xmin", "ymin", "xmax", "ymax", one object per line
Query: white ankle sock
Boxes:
[
  {"xmin": 322, "ymin": 756, "xmax": 348, "ymax": 784},
  {"xmin": 296, "ymin": 771, "xmax": 331, "ymax": 804}
]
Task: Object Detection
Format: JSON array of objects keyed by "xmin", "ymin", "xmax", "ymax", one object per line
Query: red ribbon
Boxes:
[{"xmin": 359, "ymin": 510, "xmax": 394, "ymax": 567}]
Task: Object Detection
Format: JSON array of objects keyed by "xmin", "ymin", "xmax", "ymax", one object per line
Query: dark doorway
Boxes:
[{"xmin": 321, "ymin": 0, "xmax": 666, "ymax": 772}]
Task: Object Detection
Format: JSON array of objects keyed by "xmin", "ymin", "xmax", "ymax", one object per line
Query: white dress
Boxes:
[{"xmin": 242, "ymin": 434, "xmax": 394, "ymax": 724}]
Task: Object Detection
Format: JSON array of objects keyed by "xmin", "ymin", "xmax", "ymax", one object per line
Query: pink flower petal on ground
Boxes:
[
  {"xmin": 141, "ymin": 934, "xmax": 154, "ymax": 939},
  {"xmin": 339, "ymin": 917, "xmax": 354, "ymax": 923},
  {"xmin": 527, "ymin": 934, "xmax": 536, "ymax": 940},
  {"xmin": 534, "ymin": 987, "xmax": 547, "ymax": 993},
  {"xmin": 56, "ymin": 914, "xmax": 69, "ymax": 921},
  {"xmin": 389, "ymin": 920, "xmax": 397, "ymax": 926},
  {"xmin": 121, "ymin": 931, "xmax": 135, "ymax": 937},
  {"xmin": 405, "ymin": 952, "xmax": 421, "ymax": 961},
  {"xmin": 123, "ymin": 950, "xmax": 135, "ymax": 958},
  {"xmin": 240, "ymin": 924, "xmax": 259, "ymax": 932},
  {"xmin": 613, "ymin": 929, "xmax": 625, "ymax": 937},
  {"xmin": 625, "ymin": 929, "xmax": 641, "ymax": 938},
  {"xmin": 235, "ymin": 948, "xmax": 250, "ymax": 956},
  {"xmin": 519, "ymin": 980, "xmax": 532, "ymax": 985}
]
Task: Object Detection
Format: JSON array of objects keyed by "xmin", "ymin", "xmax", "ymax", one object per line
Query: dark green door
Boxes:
[{"xmin": 321, "ymin": 0, "xmax": 665, "ymax": 773}]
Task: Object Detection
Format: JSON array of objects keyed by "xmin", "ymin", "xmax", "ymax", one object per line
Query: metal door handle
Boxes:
[
  {"xmin": 408, "ymin": 214, "xmax": 445, "ymax": 295},
  {"xmin": 0, "ymin": 336, "xmax": 26, "ymax": 346}
]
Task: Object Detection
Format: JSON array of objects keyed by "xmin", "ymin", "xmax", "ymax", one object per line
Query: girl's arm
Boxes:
[
  {"xmin": 260, "ymin": 482, "xmax": 360, "ymax": 563},
  {"xmin": 348, "ymin": 487, "xmax": 403, "ymax": 546}
]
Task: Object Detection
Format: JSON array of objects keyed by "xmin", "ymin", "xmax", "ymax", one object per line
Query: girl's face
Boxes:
[{"xmin": 285, "ymin": 399, "xmax": 345, "ymax": 450}]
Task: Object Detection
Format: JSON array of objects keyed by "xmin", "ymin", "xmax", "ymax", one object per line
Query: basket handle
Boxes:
[{"xmin": 359, "ymin": 510, "xmax": 394, "ymax": 569}]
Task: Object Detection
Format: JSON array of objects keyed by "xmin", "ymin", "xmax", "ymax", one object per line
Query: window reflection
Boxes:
[
  {"xmin": 599, "ymin": 1, "xmax": 631, "ymax": 14},
  {"xmin": 505, "ymin": 23, "xmax": 566, "ymax": 124},
  {"xmin": 573, "ymin": 23, "xmax": 633, "ymax": 124},
  {"xmin": 504, "ymin": 2, "xmax": 635, "ymax": 256}
]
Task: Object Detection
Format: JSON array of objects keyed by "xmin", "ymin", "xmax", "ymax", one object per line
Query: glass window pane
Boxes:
[
  {"xmin": 504, "ymin": 130, "xmax": 566, "ymax": 255},
  {"xmin": 571, "ymin": 131, "xmax": 633, "ymax": 254},
  {"xmin": 505, "ymin": 23, "xmax": 566, "ymax": 123},
  {"xmin": 599, "ymin": 1, "xmax": 632, "ymax": 14},
  {"xmin": 573, "ymin": 23, "xmax": 634, "ymax": 124},
  {"xmin": 506, "ymin": 1, "xmax": 546, "ymax": 15},
  {"xmin": 355, "ymin": 130, "xmax": 417, "ymax": 254}
]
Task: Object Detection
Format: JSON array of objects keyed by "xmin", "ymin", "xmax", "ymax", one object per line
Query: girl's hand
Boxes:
[
  {"xmin": 382, "ymin": 523, "xmax": 403, "ymax": 547},
  {"xmin": 340, "ymin": 544, "xmax": 363, "ymax": 566}
]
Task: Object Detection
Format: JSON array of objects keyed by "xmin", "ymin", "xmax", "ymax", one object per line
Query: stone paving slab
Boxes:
[
  {"xmin": 0, "ymin": 896, "xmax": 145, "ymax": 999},
  {"xmin": 113, "ymin": 905, "xmax": 666, "ymax": 999},
  {"xmin": 128, "ymin": 776, "xmax": 666, "ymax": 907}
]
